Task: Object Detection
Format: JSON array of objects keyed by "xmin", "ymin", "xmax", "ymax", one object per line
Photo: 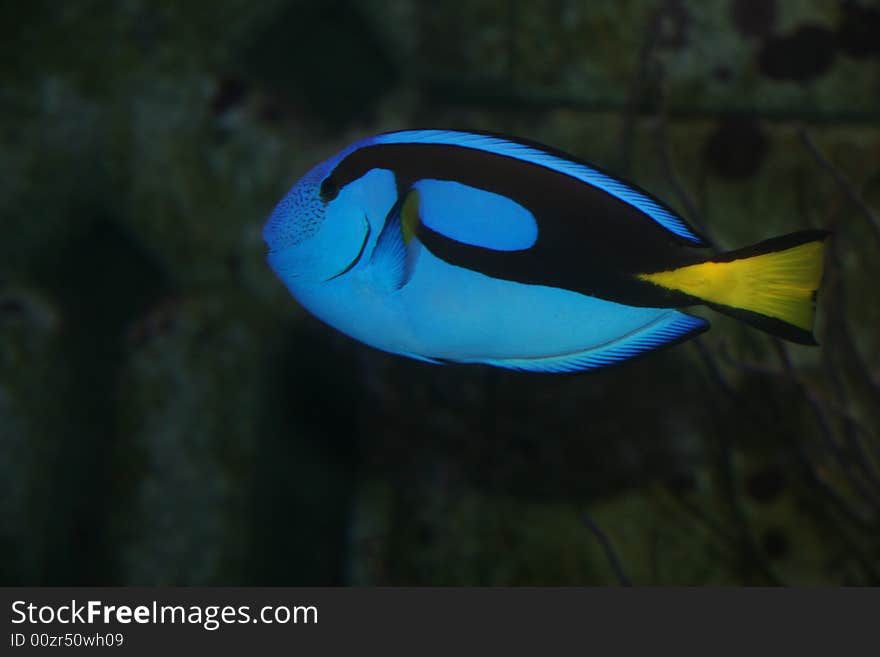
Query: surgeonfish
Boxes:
[{"xmin": 263, "ymin": 130, "xmax": 827, "ymax": 373}]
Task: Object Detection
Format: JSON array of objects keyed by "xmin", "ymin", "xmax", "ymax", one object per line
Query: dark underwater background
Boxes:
[{"xmin": 2, "ymin": 0, "xmax": 879, "ymax": 586}]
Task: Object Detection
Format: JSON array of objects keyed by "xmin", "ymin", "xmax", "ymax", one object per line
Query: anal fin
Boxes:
[{"xmin": 474, "ymin": 311, "xmax": 708, "ymax": 373}]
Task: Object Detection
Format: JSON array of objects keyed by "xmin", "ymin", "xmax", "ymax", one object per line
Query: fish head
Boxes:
[{"xmin": 263, "ymin": 153, "xmax": 394, "ymax": 284}]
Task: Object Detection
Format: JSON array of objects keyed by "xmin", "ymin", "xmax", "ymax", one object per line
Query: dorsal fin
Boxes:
[{"xmin": 363, "ymin": 130, "xmax": 707, "ymax": 246}]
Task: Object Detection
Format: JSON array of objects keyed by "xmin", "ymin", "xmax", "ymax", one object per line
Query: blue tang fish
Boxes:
[{"xmin": 263, "ymin": 130, "xmax": 827, "ymax": 373}]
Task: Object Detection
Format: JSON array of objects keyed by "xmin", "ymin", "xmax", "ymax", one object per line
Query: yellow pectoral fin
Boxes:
[{"xmin": 639, "ymin": 240, "xmax": 825, "ymax": 331}]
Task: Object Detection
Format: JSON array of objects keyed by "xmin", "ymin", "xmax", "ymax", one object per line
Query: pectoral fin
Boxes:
[{"xmin": 369, "ymin": 190, "xmax": 422, "ymax": 291}]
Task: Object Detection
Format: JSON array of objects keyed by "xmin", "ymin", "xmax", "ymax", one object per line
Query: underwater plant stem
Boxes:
[
  {"xmin": 653, "ymin": 99, "xmax": 716, "ymax": 248},
  {"xmin": 773, "ymin": 341, "xmax": 880, "ymax": 516},
  {"xmin": 581, "ymin": 511, "xmax": 632, "ymax": 587},
  {"xmin": 665, "ymin": 487, "xmax": 738, "ymax": 546},
  {"xmin": 689, "ymin": 341, "xmax": 782, "ymax": 585},
  {"xmin": 659, "ymin": 139, "xmax": 779, "ymax": 582},
  {"xmin": 715, "ymin": 414, "xmax": 784, "ymax": 586},
  {"xmin": 619, "ymin": 5, "xmax": 663, "ymax": 176},
  {"xmin": 820, "ymin": 307, "xmax": 880, "ymax": 496},
  {"xmin": 799, "ymin": 128, "xmax": 880, "ymax": 250},
  {"xmin": 822, "ymin": 233, "xmax": 880, "ymax": 430},
  {"xmin": 693, "ymin": 337, "xmax": 736, "ymax": 396}
]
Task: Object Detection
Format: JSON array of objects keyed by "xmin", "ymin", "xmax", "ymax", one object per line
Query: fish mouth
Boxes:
[{"xmin": 326, "ymin": 214, "xmax": 371, "ymax": 281}]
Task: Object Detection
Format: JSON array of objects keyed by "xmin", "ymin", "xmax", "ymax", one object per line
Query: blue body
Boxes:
[{"xmin": 264, "ymin": 130, "xmax": 708, "ymax": 373}]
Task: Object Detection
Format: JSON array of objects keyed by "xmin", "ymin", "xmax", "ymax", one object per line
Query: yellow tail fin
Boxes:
[{"xmin": 638, "ymin": 230, "xmax": 828, "ymax": 344}]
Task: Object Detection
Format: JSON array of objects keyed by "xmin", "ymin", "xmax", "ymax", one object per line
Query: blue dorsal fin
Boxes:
[
  {"xmin": 413, "ymin": 179, "xmax": 537, "ymax": 251},
  {"xmin": 473, "ymin": 311, "xmax": 708, "ymax": 373},
  {"xmin": 369, "ymin": 191, "xmax": 420, "ymax": 291},
  {"xmin": 364, "ymin": 130, "xmax": 706, "ymax": 246}
]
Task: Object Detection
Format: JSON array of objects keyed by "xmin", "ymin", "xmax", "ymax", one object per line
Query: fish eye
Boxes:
[{"xmin": 320, "ymin": 176, "xmax": 340, "ymax": 202}]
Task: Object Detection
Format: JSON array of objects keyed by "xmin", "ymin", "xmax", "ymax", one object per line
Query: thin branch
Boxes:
[
  {"xmin": 619, "ymin": 7, "xmax": 663, "ymax": 176},
  {"xmin": 821, "ymin": 228, "xmax": 880, "ymax": 412},
  {"xmin": 798, "ymin": 128, "xmax": 880, "ymax": 249},
  {"xmin": 691, "ymin": 340, "xmax": 783, "ymax": 585},
  {"xmin": 787, "ymin": 433, "xmax": 876, "ymax": 533},
  {"xmin": 773, "ymin": 340, "xmax": 880, "ymax": 515},
  {"xmin": 721, "ymin": 339, "xmax": 878, "ymax": 532},
  {"xmin": 694, "ymin": 337, "xmax": 735, "ymax": 395},
  {"xmin": 820, "ymin": 247, "xmax": 880, "ymax": 492},
  {"xmin": 581, "ymin": 511, "xmax": 632, "ymax": 587},
  {"xmin": 655, "ymin": 104, "xmax": 780, "ymax": 584},
  {"xmin": 653, "ymin": 104, "xmax": 716, "ymax": 247},
  {"xmin": 715, "ymin": 343, "xmax": 868, "ymax": 423},
  {"xmin": 665, "ymin": 486, "xmax": 738, "ymax": 546}
]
